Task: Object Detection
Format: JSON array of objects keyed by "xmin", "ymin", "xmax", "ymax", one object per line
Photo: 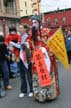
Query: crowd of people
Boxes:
[{"xmin": 0, "ymin": 14, "xmax": 70, "ymax": 102}]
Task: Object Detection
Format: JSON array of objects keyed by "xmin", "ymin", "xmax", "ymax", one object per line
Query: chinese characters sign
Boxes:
[
  {"xmin": 33, "ymin": 48, "xmax": 52, "ymax": 87},
  {"xmin": 47, "ymin": 28, "xmax": 69, "ymax": 70}
]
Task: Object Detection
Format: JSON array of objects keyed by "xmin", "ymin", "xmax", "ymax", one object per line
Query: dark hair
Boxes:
[
  {"xmin": 24, "ymin": 25, "xmax": 29, "ymax": 29},
  {"xmin": 23, "ymin": 24, "xmax": 29, "ymax": 33},
  {"xmin": 9, "ymin": 26, "xmax": 17, "ymax": 33}
]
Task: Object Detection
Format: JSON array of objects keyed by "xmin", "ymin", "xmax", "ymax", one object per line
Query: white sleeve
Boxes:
[{"xmin": 9, "ymin": 41, "xmax": 21, "ymax": 49}]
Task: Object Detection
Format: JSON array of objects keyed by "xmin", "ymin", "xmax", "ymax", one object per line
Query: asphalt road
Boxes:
[{"xmin": 0, "ymin": 62, "xmax": 71, "ymax": 108}]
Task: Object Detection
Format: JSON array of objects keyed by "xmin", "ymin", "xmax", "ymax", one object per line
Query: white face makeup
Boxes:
[{"xmin": 32, "ymin": 20, "xmax": 39, "ymax": 29}]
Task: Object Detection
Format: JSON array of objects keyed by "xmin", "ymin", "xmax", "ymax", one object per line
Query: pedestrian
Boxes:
[
  {"xmin": 18, "ymin": 24, "xmax": 33, "ymax": 98},
  {"xmin": 9, "ymin": 25, "xmax": 33, "ymax": 98},
  {"xmin": 66, "ymin": 30, "xmax": 71, "ymax": 64},
  {"xmin": 0, "ymin": 34, "xmax": 12, "ymax": 90}
]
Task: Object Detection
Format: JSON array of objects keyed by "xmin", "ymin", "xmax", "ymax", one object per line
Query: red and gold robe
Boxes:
[{"xmin": 27, "ymin": 27, "xmax": 60, "ymax": 101}]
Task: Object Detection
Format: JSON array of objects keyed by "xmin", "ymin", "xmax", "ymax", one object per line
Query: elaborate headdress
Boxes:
[
  {"xmin": 31, "ymin": 14, "xmax": 42, "ymax": 22},
  {"xmin": 31, "ymin": 14, "xmax": 42, "ymax": 44}
]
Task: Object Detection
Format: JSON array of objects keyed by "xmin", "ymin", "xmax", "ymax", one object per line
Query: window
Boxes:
[
  {"xmin": 25, "ymin": 1, "xmax": 27, "ymax": 7},
  {"xmin": 62, "ymin": 17, "xmax": 66, "ymax": 24},
  {"xmin": 4, "ymin": 0, "xmax": 17, "ymax": 14},
  {"xmin": 25, "ymin": 10, "xmax": 27, "ymax": 15},
  {"xmin": 54, "ymin": 18, "xmax": 58, "ymax": 25},
  {"xmin": 33, "ymin": 3, "xmax": 36, "ymax": 5},
  {"xmin": 47, "ymin": 18, "xmax": 51, "ymax": 26}
]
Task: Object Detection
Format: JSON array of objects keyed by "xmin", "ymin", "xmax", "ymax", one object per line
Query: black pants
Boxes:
[
  {"xmin": 0, "ymin": 60, "xmax": 9, "ymax": 87},
  {"xmin": 67, "ymin": 51, "xmax": 71, "ymax": 64},
  {"xmin": 18, "ymin": 60, "xmax": 33, "ymax": 93}
]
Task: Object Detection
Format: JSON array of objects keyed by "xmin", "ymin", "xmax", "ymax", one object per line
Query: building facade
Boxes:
[
  {"xmin": 44, "ymin": 8, "xmax": 71, "ymax": 31},
  {"xmin": 19, "ymin": 0, "xmax": 41, "ymax": 17},
  {"xmin": 21, "ymin": 8, "xmax": 71, "ymax": 31},
  {"xmin": 0, "ymin": 0, "xmax": 20, "ymax": 36}
]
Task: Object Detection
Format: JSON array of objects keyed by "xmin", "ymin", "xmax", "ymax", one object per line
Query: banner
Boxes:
[
  {"xmin": 33, "ymin": 48, "xmax": 52, "ymax": 87},
  {"xmin": 47, "ymin": 28, "xmax": 69, "ymax": 70}
]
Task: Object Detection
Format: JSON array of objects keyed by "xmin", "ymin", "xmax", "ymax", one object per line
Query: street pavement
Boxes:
[{"xmin": 0, "ymin": 62, "xmax": 71, "ymax": 108}]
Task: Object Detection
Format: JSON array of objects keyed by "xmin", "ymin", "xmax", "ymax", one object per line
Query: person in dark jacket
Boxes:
[
  {"xmin": 66, "ymin": 30, "xmax": 71, "ymax": 64},
  {"xmin": 0, "ymin": 35, "xmax": 12, "ymax": 90}
]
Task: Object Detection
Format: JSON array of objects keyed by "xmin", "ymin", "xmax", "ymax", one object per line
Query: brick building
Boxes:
[{"xmin": 20, "ymin": 8, "xmax": 71, "ymax": 31}]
